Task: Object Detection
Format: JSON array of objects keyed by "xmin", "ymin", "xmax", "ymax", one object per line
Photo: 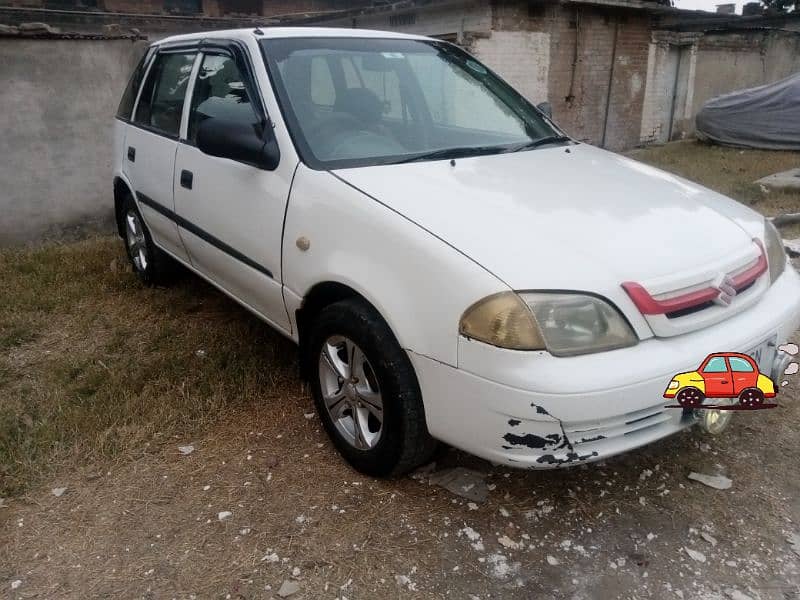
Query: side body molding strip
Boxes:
[{"xmin": 135, "ymin": 191, "xmax": 274, "ymax": 280}]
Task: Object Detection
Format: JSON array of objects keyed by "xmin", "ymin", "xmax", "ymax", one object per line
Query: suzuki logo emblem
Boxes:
[{"xmin": 712, "ymin": 273, "xmax": 737, "ymax": 307}]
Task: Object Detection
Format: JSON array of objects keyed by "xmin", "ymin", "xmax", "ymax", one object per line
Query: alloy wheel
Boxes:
[
  {"xmin": 318, "ymin": 335, "xmax": 384, "ymax": 450},
  {"xmin": 125, "ymin": 209, "xmax": 148, "ymax": 272}
]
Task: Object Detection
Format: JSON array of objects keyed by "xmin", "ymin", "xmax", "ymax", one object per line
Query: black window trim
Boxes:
[
  {"xmin": 116, "ymin": 45, "xmax": 157, "ymax": 122},
  {"xmin": 119, "ymin": 38, "xmax": 273, "ymax": 150},
  {"xmin": 182, "ymin": 42, "xmax": 271, "ymax": 149}
]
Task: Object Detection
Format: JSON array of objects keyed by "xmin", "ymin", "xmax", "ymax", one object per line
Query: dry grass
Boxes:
[{"xmin": 0, "ymin": 237, "xmax": 299, "ymax": 497}]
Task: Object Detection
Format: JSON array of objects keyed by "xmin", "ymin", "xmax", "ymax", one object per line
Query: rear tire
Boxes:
[
  {"xmin": 676, "ymin": 386, "xmax": 705, "ymax": 408},
  {"xmin": 121, "ymin": 193, "xmax": 174, "ymax": 286},
  {"xmin": 738, "ymin": 387, "xmax": 764, "ymax": 408},
  {"xmin": 308, "ymin": 298, "xmax": 437, "ymax": 477}
]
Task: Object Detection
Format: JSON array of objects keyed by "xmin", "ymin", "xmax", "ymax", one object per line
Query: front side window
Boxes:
[
  {"xmin": 134, "ymin": 51, "xmax": 196, "ymax": 137},
  {"xmin": 729, "ymin": 357, "xmax": 754, "ymax": 372},
  {"xmin": 261, "ymin": 37, "xmax": 561, "ymax": 169},
  {"xmin": 702, "ymin": 357, "xmax": 728, "ymax": 373},
  {"xmin": 187, "ymin": 53, "xmax": 261, "ymax": 144}
]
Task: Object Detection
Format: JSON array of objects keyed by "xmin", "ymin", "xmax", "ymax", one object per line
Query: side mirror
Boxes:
[
  {"xmin": 196, "ymin": 117, "xmax": 280, "ymax": 171},
  {"xmin": 536, "ymin": 101, "xmax": 552, "ymax": 119}
]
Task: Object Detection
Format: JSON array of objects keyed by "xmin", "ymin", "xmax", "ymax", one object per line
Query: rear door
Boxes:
[
  {"xmin": 173, "ymin": 42, "xmax": 291, "ymax": 332},
  {"xmin": 125, "ymin": 48, "xmax": 199, "ymax": 263}
]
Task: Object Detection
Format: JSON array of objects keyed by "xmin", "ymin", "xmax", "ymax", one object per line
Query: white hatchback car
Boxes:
[{"xmin": 113, "ymin": 27, "xmax": 800, "ymax": 476}]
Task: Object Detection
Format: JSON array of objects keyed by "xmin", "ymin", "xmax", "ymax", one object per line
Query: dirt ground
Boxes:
[{"xmin": 2, "ymin": 141, "xmax": 800, "ymax": 599}]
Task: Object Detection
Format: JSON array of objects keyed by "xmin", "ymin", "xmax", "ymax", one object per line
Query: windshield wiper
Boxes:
[
  {"xmin": 503, "ymin": 135, "xmax": 572, "ymax": 153},
  {"xmin": 391, "ymin": 145, "xmax": 506, "ymax": 164}
]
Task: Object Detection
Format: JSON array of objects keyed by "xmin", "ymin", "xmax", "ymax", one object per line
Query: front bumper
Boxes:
[{"xmin": 410, "ymin": 266, "xmax": 800, "ymax": 469}]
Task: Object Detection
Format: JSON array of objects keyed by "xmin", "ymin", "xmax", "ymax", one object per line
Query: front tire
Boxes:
[
  {"xmin": 308, "ymin": 298, "xmax": 436, "ymax": 477},
  {"xmin": 121, "ymin": 193, "xmax": 174, "ymax": 286},
  {"xmin": 676, "ymin": 386, "xmax": 705, "ymax": 408}
]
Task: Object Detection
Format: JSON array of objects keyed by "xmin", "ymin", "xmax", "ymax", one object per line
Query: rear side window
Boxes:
[
  {"xmin": 117, "ymin": 47, "xmax": 154, "ymax": 120},
  {"xmin": 729, "ymin": 357, "xmax": 754, "ymax": 372},
  {"xmin": 134, "ymin": 51, "xmax": 196, "ymax": 137},
  {"xmin": 186, "ymin": 53, "xmax": 261, "ymax": 144}
]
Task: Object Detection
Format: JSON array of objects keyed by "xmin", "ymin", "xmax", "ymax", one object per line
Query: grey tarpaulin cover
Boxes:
[{"xmin": 696, "ymin": 71, "xmax": 800, "ymax": 150}]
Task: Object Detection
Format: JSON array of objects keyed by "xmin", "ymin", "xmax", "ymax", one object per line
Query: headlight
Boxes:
[
  {"xmin": 519, "ymin": 292, "xmax": 638, "ymax": 356},
  {"xmin": 459, "ymin": 292, "xmax": 544, "ymax": 350},
  {"xmin": 459, "ymin": 291, "xmax": 637, "ymax": 356},
  {"xmin": 668, "ymin": 380, "xmax": 680, "ymax": 389},
  {"xmin": 764, "ymin": 219, "xmax": 786, "ymax": 283}
]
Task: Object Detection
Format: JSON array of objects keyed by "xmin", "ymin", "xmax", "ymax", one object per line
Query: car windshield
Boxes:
[{"xmin": 260, "ymin": 37, "xmax": 563, "ymax": 169}]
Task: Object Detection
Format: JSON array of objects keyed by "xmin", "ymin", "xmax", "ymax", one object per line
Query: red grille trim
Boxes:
[{"xmin": 622, "ymin": 240, "xmax": 767, "ymax": 316}]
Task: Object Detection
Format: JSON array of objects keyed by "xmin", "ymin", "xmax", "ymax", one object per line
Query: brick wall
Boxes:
[
  {"xmin": 543, "ymin": 5, "xmax": 651, "ymax": 150},
  {"xmin": 481, "ymin": 1, "xmax": 652, "ymax": 150},
  {"xmin": 473, "ymin": 30, "xmax": 550, "ymax": 104}
]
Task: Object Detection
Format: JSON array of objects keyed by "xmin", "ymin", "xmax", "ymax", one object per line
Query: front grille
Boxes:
[{"xmin": 665, "ymin": 279, "xmax": 756, "ymax": 320}]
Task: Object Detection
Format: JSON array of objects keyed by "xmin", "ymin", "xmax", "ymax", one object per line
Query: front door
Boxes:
[
  {"xmin": 125, "ymin": 49, "xmax": 197, "ymax": 263},
  {"xmin": 173, "ymin": 47, "xmax": 292, "ymax": 333},
  {"xmin": 701, "ymin": 356, "xmax": 734, "ymax": 397}
]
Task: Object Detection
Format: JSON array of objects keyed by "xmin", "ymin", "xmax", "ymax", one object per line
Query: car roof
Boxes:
[
  {"xmin": 155, "ymin": 27, "xmax": 432, "ymax": 47},
  {"xmin": 705, "ymin": 352, "xmax": 755, "ymax": 361}
]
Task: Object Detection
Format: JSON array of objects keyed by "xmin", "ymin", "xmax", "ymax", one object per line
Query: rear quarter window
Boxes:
[{"xmin": 117, "ymin": 47, "xmax": 155, "ymax": 120}]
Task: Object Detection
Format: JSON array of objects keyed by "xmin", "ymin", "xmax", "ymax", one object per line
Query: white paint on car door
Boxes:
[{"xmin": 173, "ymin": 49, "xmax": 293, "ymax": 333}]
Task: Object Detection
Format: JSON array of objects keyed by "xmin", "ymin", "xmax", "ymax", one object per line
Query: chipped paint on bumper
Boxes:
[
  {"xmin": 409, "ymin": 350, "xmax": 694, "ymax": 468},
  {"xmin": 409, "ymin": 266, "xmax": 800, "ymax": 469}
]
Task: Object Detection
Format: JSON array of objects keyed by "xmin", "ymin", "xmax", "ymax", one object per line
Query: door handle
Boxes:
[
  {"xmin": 721, "ymin": 380, "xmax": 728, "ymax": 384},
  {"xmin": 180, "ymin": 169, "xmax": 193, "ymax": 190},
  {"xmin": 127, "ymin": 146, "xmax": 136, "ymax": 162}
]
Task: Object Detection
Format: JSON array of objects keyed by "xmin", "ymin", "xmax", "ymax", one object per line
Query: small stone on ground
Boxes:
[
  {"xmin": 427, "ymin": 467, "xmax": 488, "ymax": 502},
  {"xmin": 277, "ymin": 579, "xmax": 301, "ymax": 597},
  {"xmin": 688, "ymin": 471, "xmax": 732, "ymax": 490}
]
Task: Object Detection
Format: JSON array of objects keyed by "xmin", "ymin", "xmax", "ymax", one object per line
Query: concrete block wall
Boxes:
[
  {"xmin": 0, "ymin": 38, "xmax": 147, "ymax": 245},
  {"xmin": 639, "ymin": 30, "xmax": 800, "ymax": 143},
  {"xmin": 688, "ymin": 31, "xmax": 800, "ymax": 122}
]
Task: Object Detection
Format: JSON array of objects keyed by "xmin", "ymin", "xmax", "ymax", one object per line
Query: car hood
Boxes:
[{"xmin": 333, "ymin": 144, "xmax": 764, "ymax": 291}]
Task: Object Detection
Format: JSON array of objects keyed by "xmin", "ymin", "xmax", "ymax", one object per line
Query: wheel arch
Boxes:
[{"xmin": 295, "ymin": 280, "xmax": 399, "ymax": 380}]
